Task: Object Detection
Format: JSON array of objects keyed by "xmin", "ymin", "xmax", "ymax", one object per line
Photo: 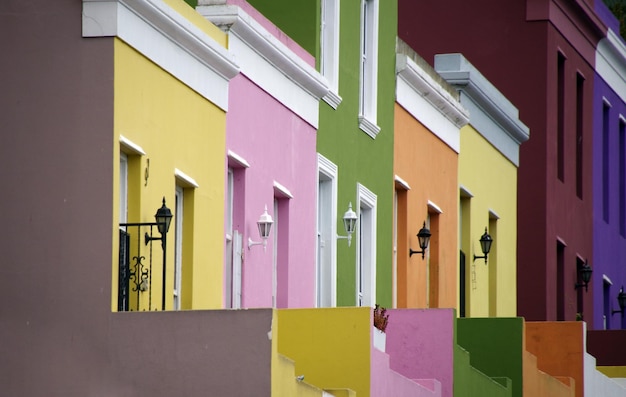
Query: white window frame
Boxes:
[
  {"xmin": 173, "ymin": 186, "xmax": 184, "ymax": 310},
  {"xmin": 272, "ymin": 199, "xmax": 279, "ymax": 308},
  {"xmin": 225, "ymin": 168, "xmax": 234, "ymax": 308},
  {"xmin": 316, "ymin": 154, "xmax": 338, "ymax": 307},
  {"xmin": 119, "ymin": 152, "xmax": 128, "ymax": 226},
  {"xmin": 356, "ymin": 183, "xmax": 377, "ymax": 306},
  {"xmin": 321, "ymin": 0, "xmax": 342, "ymax": 108},
  {"xmin": 358, "ymin": 0, "xmax": 380, "ymax": 138}
]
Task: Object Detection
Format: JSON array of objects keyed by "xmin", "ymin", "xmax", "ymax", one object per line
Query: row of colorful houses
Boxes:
[{"xmin": 2, "ymin": 0, "xmax": 626, "ymax": 395}]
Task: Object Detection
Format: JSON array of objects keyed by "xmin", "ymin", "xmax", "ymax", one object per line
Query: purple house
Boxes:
[
  {"xmin": 593, "ymin": 2, "xmax": 626, "ymax": 330},
  {"xmin": 198, "ymin": 0, "xmax": 329, "ymax": 309}
]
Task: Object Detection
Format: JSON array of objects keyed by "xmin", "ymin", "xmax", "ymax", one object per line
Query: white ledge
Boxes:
[
  {"xmin": 435, "ymin": 54, "xmax": 530, "ymax": 166},
  {"xmin": 396, "ymin": 54, "xmax": 469, "ymax": 128},
  {"xmin": 175, "ymin": 168, "xmax": 199, "ymax": 188},
  {"xmin": 119, "ymin": 135, "xmax": 146, "ymax": 155},
  {"xmin": 273, "ymin": 181, "xmax": 293, "ymax": 199},
  {"xmin": 597, "ymin": 28, "xmax": 626, "ymax": 105},
  {"xmin": 198, "ymin": 4, "xmax": 329, "ymax": 126},
  {"xmin": 394, "ymin": 175, "xmax": 411, "ymax": 190},
  {"xmin": 82, "ymin": 0, "xmax": 239, "ymax": 110},
  {"xmin": 358, "ymin": 115, "xmax": 381, "ymax": 139},
  {"xmin": 227, "ymin": 150, "xmax": 250, "ymax": 168}
]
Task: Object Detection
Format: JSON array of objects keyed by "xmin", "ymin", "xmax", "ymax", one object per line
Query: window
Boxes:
[
  {"xmin": 119, "ymin": 152, "xmax": 128, "ymax": 225},
  {"xmin": 620, "ymin": 118, "xmax": 626, "ymax": 237},
  {"xmin": 603, "ymin": 101, "xmax": 611, "ymax": 222},
  {"xmin": 173, "ymin": 186, "xmax": 184, "ymax": 310},
  {"xmin": 317, "ymin": 154, "xmax": 338, "ymax": 307},
  {"xmin": 604, "ymin": 279, "xmax": 612, "ymax": 329},
  {"xmin": 557, "ymin": 52, "xmax": 565, "ymax": 182},
  {"xmin": 427, "ymin": 201, "xmax": 443, "ymax": 309},
  {"xmin": 226, "ymin": 152, "xmax": 248, "ymax": 308},
  {"xmin": 358, "ymin": 0, "xmax": 380, "ymax": 138},
  {"xmin": 576, "ymin": 72, "xmax": 585, "ymax": 198},
  {"xmin": 556, "ymin": 240, "xmax": 565, "ymax": 321},
  {"xmin": 488, "ymin": 212, "xmax": 498, "ymax": 316},
  {"xmin": 356, "ymin": 183, "xmax": 376, "ymax": 306},
  {"xmin": 272, "ymin": 190, "xmax": 291, "ymax": 309},
  {"xmin": 321, "ymin": 0, "xmax": 341, "ymax": 108},
  {"xmin": 459, "ymin": 188, "xmax": 472, "ymax": 317}
]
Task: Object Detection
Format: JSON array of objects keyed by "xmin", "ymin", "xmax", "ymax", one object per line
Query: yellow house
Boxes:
[
  {"xmin": 434, "ymin": 54, "xmax": 530, "ymax": 317},
  {"xmin": 84, "ymin": 0, "xmax": 239, "ymax": 311}
]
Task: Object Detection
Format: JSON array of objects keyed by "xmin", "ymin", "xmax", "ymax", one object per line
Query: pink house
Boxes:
[{"xmin": 198, "ymin": 0, "xmax": 329, "ymax": 309}]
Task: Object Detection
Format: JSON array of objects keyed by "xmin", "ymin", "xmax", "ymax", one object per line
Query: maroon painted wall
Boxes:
[
  {"xmin": 0, "ymin": 1, "xmax": 272, "ymax": 395},
  {"xmin": 587, "ymin": 330, "xmax": 626, "ymax": 365},
  {"xmin": 399, "ymin": 0, "xmax": 600, "ymax": 324}
]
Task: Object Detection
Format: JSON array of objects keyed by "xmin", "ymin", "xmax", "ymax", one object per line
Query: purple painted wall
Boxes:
[
  {"xmin": 399, "ymin": 0, "xmax": 604, "ymax": 325},
  {"xmin": 385, "ymin": 309, "xmax": 455, "ymax": 397},
  {"xmin": 223, "ymin": 2, "xmax": 318, "ymax": 308},
  {"xmin": 592, "ymin": 72, "xmax": 626, "ymax": 330}
]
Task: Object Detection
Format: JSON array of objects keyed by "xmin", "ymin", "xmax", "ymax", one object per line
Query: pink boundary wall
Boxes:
[
  {"xmin": 385, "ymin": 309, "xmax": 455, "ymax": 397},
  {"xmin": 223, "ymin": 2, "xmax": 318, "ymax": 309},
  {"xmin": 371, "ymin": 347, "xmax": 442, "ymax": 397},
  {"xmin": 223, "ymin": 0, "xmax": 315, "ymax": 67}
]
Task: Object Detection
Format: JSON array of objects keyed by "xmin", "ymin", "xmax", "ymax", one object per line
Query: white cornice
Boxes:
[
  {"xmin": 82, "ymin": 0, "xmax": 239, "ymax": 110},
  {"xmin": 435, "ymin": 54, "xmax": 530, "ymax": 166},
  {"xmin": 396, "ymin": 54, "xmax": 468, "ymax": 153},
  {"xmin": 597, "ymin": 28, "xmax": 626, "ymax": 104},
  {"xmin": 197, "ymin": 5, "xmax": 330, "ymax": 127}
]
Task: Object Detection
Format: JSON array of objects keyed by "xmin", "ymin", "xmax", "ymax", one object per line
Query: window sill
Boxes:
[{"xmin": 359, "ymin": 115, "xmax": 381, "ymax": 139}]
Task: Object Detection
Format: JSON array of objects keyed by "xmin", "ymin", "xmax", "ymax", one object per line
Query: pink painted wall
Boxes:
[
  {"xmin": 385, "ymin": 309, "xmax": 455, "ymax": 397},
  {"xmin": 371, "ymin": 348, "xmax": 442, "ymax": 397},
  {"xmin": 224, "ymin": 0, "xmax": 315, "ymax": 67},
  {"xmin": 225, "ymin": 74, "xmax": 317, "ymax": 309}
]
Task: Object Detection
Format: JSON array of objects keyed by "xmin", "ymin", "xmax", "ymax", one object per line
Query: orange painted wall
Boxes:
[
  {"xmin": 393, "ymin": 104, "xmax": 458, "ymax": 309},
  {"xmin": 525, "ymin": 322, "xmax": 584, "ymax": 397}
]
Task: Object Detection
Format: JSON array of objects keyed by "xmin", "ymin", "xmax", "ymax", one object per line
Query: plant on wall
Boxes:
[{"xmin": 373, "ymin": 304, "xmax": 389, "ymax": 333}]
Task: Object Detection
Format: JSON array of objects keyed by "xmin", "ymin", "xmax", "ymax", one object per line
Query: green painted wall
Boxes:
[
  {"xmin": 457, "ymin": 318, "xmax": 523, "ymax": 397},
  {"xmin": 245, "ymin": 0, "xmax": 318, "ymax": 57},
  {"xmin": 245, "ymin": 0, "xmax": 397, "ymax": 307}
]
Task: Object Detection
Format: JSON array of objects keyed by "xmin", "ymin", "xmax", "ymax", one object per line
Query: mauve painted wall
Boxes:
[
  {"xmin": 592, "ymin": 74, "xmax": 626, "ymax": 330},
  {"xmin": 0, "ymin": 1, "xmax": 274, "ymax": 395},
  {"xmin": 398, "ymin": 0, "xmax": 598, "ymax": 323},
  {"xmin": 371, "ymin": 348, "xmax": 441, "ymax": 397},
  {"xmin": 226, "ymin": 74, "xmax": 318, "ymax": 309},
  {"xmin": 385, "ymin": 309, "xmax": 455, "ymax": 397}
]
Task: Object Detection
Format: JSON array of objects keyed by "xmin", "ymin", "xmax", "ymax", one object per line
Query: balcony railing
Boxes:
[{"xmin": 118, "ymin": 222, "xmax": 165, "ymax": 311}]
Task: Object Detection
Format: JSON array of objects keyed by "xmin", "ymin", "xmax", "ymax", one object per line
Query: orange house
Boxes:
[{"xmin": 394, "ymin": 49, "xmax": 469, "ymax": 309}]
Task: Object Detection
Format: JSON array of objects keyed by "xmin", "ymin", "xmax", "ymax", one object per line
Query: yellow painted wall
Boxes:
[
  {"xmin": 111, "ymin": 39, "xmax": 226, "ymax": 310},
  {"xmin": 394, "ymin": 104, "xmax": 459, "ymax": 309},
  {"xmin": 277, "ymin": 308, "xmax": 371, "ymax": 396},
  {"xmin": 598, "ymin": 366, "xmax": 626, "ymax": 378},
  {"xmin": 459, "ymin": 125, "xmax": 518, "ymax": 317}
]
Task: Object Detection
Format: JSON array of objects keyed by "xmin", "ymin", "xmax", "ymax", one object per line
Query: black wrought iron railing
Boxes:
[{"xmin": 118, "ymin": 222, "xmax": 164, "ymax": 311}]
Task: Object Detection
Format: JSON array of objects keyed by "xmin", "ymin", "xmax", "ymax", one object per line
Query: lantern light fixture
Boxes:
[
  {"xmin": 612, "ymin": 286, "xmax": 626, "ymax": 316},
  {"xmin": 337, "ymin": 202, "xmax": 358, "ymax": 247},
  {"xmin": 574, "ymin": 260, "xmax": 593, "ymax": 292},
  {"xmin": 409, "ymin": 221, "xmax": 431, "ymax": 259},
  {"xmin": 248, "ymin": 205, "xmax": 274, "ymax": 251},
  {"xmin": 473, "ymin": 228, "xmax": 493, "ymax": 263}
]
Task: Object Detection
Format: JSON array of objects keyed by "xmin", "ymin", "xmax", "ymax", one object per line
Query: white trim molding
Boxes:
[
  {"xmin": 175, "ymin": 168, "xmax": 199, "ymax": 188},
  {"xmin": 427, "ymin": 200, "xmax": 443, "ymax": 214},
  {"xmin": 227, "ymin": 150, "xmax": 250, "ymax": 168},
  {"xmin": 321, "ymin": 0, "xmax": 342, "ymax": 109},
  {"xmin": 435, "ymin": 53, "xmax": 530, "ymax": 166},
  {"xmin": 356, "ymin": 182, "xmax": 377, "ymax": 307},
  {"xmin": 273, "ymin": 181, "xmax": 293, "ymax": 199},
  {"xmin": 394, "ymin": 175, "xmax": 411, "ymax": 191},
  {"xmin": 82, "ymin": 0, "xmax": 239, "ymax": 111},
  {"xmin": 597, "ymin": 29, "xmax": 626, "ymax": 105},
  {"xmin": 197, "ymin": 4, "xmax": 330, "ymax": 128},
  {"xmin": 119, "ymin": 135, "xmax": 146, "ymax": 155},
  {"xmin": 396, "ymin": 53, "xmax": 469, "ymax": 153}
]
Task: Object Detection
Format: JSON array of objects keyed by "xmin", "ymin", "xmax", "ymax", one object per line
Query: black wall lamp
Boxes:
[
  {"xmin": 409, "ymin": 221, "xmax": 431, "ymax": 259},
  {"xmin": 473, "ymin": 228, "xmax": 493, "ymax": 263},
  {"xmin": 574, "ymin": 260, "xmax": 593, "ymax": 292},
  {"xmin": 612, "ymin": 286, "xmax": 626, "ymax": 316}
]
